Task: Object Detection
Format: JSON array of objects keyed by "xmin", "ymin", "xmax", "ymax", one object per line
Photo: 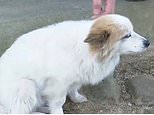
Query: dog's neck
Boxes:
[{"xmin": 79, "ymin": 48, "xmax": 120, "ymax": 85}]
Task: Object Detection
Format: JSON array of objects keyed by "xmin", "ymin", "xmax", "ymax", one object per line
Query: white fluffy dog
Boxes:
[{"xmin": 0, "ymin": 14, "xmax": 150, "ymax": 113}]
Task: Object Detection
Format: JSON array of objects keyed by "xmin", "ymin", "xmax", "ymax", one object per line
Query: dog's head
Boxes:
[{"xmin": 84, "ymin": 14, "xmax": 150, "ymax": 59}]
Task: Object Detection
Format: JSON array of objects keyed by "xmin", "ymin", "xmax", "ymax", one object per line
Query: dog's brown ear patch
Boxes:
[{"xmin": 84, "ymin": 30, "xmax": 110, "ymax": 44}]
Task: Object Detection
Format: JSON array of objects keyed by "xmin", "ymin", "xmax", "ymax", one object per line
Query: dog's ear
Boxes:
[{"xmin": 84, "ymin": 30, "xmax": 110, "ymax": 44}]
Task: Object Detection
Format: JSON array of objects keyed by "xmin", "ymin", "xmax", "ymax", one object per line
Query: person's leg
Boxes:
[
  {"xmin": 103, "ymin": 0, "xmax": 116, "ymax": 15},
  {"xmin": 91, "ymin": 0, "xmax": 116, "ymax": 19},
  {"xmin": 91, "ymin": 0, "xmax": 103, "ymax": 19}
]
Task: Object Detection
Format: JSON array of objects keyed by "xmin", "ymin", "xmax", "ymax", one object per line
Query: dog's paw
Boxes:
[
  {"xmin": 71, "ymin": 94, "xmax": 88, "ymax": 103},
  {"xmin": 50, "ymin": 107, "xmax": 63, "ymax": 114}
]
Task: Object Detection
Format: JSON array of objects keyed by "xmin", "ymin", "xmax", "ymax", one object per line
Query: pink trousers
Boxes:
[{"xmin": 92, "ymin": 0, "xmax": 116, "ymax": 19}]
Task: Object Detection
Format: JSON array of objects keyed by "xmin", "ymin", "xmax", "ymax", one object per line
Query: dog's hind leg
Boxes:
[
  {"xmin": 68, "ymin": 83, "xmax": 87, "ymax": 103},
  {"xmin": 9, "ymin": 79, "xmax": 41, "ymax": 113}
]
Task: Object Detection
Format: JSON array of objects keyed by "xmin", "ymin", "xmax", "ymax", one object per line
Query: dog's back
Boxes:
[{"xmin": 0, "ymin": 20, "xmax": 93, "ymax": 113}]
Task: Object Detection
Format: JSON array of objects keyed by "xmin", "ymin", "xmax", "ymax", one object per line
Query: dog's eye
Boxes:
[{"xmin": 122, "ymin": 33, "xmax": 131, "ymax": 39}]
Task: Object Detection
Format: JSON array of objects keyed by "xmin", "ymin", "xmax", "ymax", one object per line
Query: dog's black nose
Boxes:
[{"xmin": 143, "ymin": 40, "xmax": 150, "ymax": 48}]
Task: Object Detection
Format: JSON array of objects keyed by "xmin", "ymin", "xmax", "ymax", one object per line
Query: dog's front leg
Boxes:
[
  {"xmin": 43, "ymin": 80, "xmax": 67, "ymax": 114},
  {"xmin": 44, "ymin": 92, "xmax": 66, "ymax": 114},
  {"xmin": 68, "ymin": 83, "xmax": 87, "ymax": 103},
  {"xmin": 48, "ymin": 96, "xmax": 66, "ymax": 114}
]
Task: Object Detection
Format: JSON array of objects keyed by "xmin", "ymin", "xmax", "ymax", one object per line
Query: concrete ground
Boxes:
[{"xmin": 0, "ymin": 0, "xmax": 154, "ymax": 114}]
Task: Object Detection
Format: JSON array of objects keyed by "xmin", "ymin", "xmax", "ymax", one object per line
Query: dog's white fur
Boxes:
[{"xmin": 0, "ymin": 14, "xmax": 149, "ymax": 113}]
